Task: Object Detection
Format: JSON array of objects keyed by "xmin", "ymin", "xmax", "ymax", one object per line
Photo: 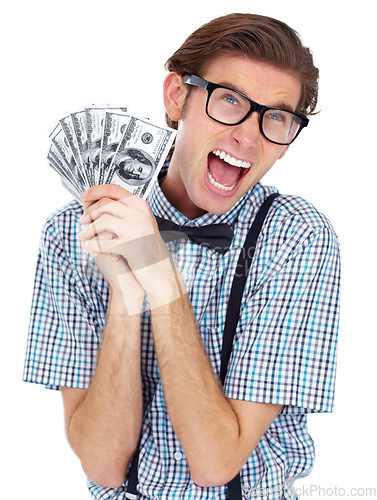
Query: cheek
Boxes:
[
  {"xmin": 174, "ymin": 124, "xmax": 208, "ymax": 175},
  {"xmin": 243, "ymin": 147, "xmax": 284, "ymax": 191},
  {"xmin": 174, "ymin": 121, "xmax": 196, "ymax": 161},
  {"xmin": 260, "ymin": 142, "xmax": 287, "ymax": 170}
]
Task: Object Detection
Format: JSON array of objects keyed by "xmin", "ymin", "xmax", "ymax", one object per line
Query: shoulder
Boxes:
[
  {"xmin": 41, "ymin": 200, "xmax": 83, "ymax": 243},
  {"xmin": 240, "ymin": 184, "xmax": 340, "ymax": 268},
  {"xmin": 270, "ymin": 192, "xmax": 335, "ymax": 234},
  {"xmin": 267, "ymin": 191, "xmax": 340, "ymax": 254},
  {"xmin": 243, "ymin": 183, "xmax": 338, "ymax": 240},
  {"xmin": 43, "ymin": 199, "xmax": 83, "ymax": 230},
  {"xmin": 40, "ymin": 200, "xmax": 83, "ymax": 257},
  {"xmin": 239, "ymin": 186, "xmax": 341, "ymax": 306}
]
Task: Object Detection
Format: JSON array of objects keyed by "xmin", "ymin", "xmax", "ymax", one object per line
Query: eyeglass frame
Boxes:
[{"xmin": 182, "ymin": 74, "xmax": 309, "ymax": 146}]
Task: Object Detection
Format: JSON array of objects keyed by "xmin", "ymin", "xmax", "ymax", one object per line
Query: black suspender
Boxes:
[
  {"xmin": 221, "ymin": 192, "xmax": 279, "ymax": 499},
  {"xmin": 127, "ymin": 193, "xmax": 280, "ymax": 500}
]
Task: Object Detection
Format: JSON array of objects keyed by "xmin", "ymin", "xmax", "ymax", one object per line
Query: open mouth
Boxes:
[{"xmin": 206, "ymin": 150, "xmax": 251, "ymax": 193}]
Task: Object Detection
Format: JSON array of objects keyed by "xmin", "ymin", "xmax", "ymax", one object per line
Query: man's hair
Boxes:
[{"xmin": 165, "ymin": 13, "xmax": 319, "ymax": 130}]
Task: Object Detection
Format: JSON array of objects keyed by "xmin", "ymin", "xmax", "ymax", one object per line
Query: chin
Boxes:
[{"xmin": 197, "ymin": 195, "xmax": 240, "ymax": 216}]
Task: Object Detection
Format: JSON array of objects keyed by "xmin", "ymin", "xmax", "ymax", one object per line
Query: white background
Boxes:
[{"xmin": 1, "ymin": 0, "xmax": 376, "ymax": 498}]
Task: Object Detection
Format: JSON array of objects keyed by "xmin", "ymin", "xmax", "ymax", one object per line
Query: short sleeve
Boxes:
[
  {"xmin": 224, "ymin": 223, "xmax": 341, "ymax": 414},
  {"xmin": 23, "ymin": 203, "xmax": 109, "ymax": 390}
]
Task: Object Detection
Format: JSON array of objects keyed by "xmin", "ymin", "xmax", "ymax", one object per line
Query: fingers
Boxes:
[
  {"xmin": 79, "ymin": 204, "xmax": 156, "ymax": 245},
  {"xmin": 81, "ymin": 184, "xmax": 133, "ymax": 203},
  {"xmin": 81, "ymin": 232, "xmax": 169, "ymax": 265},
  {"xmin": 81, "ymin": 230, "xmax": 114, "ymax": 258},
  {"xmin": 80, "ymin": 198, "xmax": 130, "ymax": 225},
  {"xmin": 78, "ymin": 214, "xmax": 122, "ymax": 243},
  {"xmin": 80, "ymin": 187, "xmax": 149, "ymax": 225},
  {"xmin": 80, "ymin": 198, "xmax": 149, "ymax": 227}
]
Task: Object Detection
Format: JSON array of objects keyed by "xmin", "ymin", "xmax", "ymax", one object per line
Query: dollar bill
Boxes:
[
  {"xmin": 82, "ymin": 106, "xmax": 129, "ymax": 185},
  {"xmin": 70, "ymin": 109, "xmax": 89, "ymax": 179},
  {"xmin": 49, "ymin": 124, "xmax": 86, "ymax": 192},
  {"xmin": 98, "ymin": 110, "xmax": 131, "ymax": 185},
  {"xmin": 105, "ymin": 116, "xmax": 176, "ymax": 199},
  {"xmin": 47, "ymin": 144, "xmax": 81, "ymax": 196},
  {"xmin": 83, "ymin": 107, "xmax": 105, "ymax": 186},
  {"xmin": 60, "ymin": 113, "xmax": 90, "ymax": 189}
]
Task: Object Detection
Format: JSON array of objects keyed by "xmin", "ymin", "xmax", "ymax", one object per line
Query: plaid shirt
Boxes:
[{"xmin": 24, "ymin": 174, "xmax": 341, "ymax": 500}]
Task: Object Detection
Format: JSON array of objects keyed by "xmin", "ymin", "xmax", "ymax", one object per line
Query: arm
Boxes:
[
  {"xmin": 148, "ymin": 287, "xmax": 283, "ymax": 487},
  {"xmin": 61, "ymin": 207, "xmax": 145, "ymax": 488},
  {"xmin": 61, "ymin": 298, "xmax": 143, "ymax": 488}
]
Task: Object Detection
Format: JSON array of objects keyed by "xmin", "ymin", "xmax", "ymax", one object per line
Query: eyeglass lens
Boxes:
[{"xmin": 208, "ymin": 87, "xmax": 302, "ymax": 145}]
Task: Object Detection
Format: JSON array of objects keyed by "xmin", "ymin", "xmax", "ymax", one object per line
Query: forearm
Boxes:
[
  {"xmin": 150, "ymin": 289, "xmax": 242, "ymax": 485},
  {"xmin": 65, "ymin": 293, "xmax": 143, "ymax": 487}
]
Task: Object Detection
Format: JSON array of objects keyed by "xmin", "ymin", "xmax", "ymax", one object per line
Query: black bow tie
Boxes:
[{"xmin": 155, "ymin": 215, "xmax": 233, "ymax": 254}]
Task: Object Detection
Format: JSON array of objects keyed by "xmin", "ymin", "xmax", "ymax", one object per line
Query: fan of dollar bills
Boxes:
[{"xmin": 48, "ymin": 106, "xmax": 177, "ymax": 201}]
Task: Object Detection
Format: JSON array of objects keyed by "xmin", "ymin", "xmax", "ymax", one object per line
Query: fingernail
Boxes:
[{"xmin": 81, "ymin": 190, "xmax": 88, "ymax": 200}]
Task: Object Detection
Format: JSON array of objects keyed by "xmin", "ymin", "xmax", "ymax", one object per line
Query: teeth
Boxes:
[
  {"xmin": 213, "ymin": 150, "xmax": 251, "ymax": 169},
  {"xmin": 208, "ymin": 169, "xmax": 238, "ymax": 191}
]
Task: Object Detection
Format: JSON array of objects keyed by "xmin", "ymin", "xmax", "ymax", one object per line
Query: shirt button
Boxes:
[{"xmin": 174, "ymin": 451, "xmax": 183, "ymax": 461}]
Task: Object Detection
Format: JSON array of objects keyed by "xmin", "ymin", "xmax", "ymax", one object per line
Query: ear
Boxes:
[{"xmin": 163, "ymin": 72, "xmax": 186, "ymax": 122}]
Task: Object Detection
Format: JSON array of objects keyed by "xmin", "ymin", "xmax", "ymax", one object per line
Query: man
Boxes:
[{"xmin": 24, "ymin": 13, "xmax": 341, "ymax": 499}]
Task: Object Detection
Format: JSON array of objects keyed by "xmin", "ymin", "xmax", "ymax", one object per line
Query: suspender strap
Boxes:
[
  {"xmin": 221, "ymin": 192, "xmax": 279, "ymax": 499},
  {"xmin": 220, "ymin": 192, "xmax": 279, "ymax": 385},
  {"xmin": 125, "ymin": 447, "xmax": 140, "ymax": 499},
  {"xmin": 127, "ymin": 192, "xmax": 280, "ymax": 499}
]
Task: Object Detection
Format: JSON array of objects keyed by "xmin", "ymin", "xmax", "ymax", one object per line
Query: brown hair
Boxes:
[{"xmin": 165, "ymin": 13, "xmax": 319, "ymax": 129}]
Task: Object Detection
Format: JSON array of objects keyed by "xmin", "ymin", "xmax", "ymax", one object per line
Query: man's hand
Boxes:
[
  {"xmin": 79, "ymin": 185, "xmax": 147, "ymax": 315},
  {"xmin": 78, "ymin": 185, "xmax": 184, "ymax": 309}
]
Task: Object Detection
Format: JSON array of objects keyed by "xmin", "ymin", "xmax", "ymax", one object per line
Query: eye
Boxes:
[
  {"xmin": 266, "ymin": 111, "xmax": 286, "ymax": 122},
  {"xmin": 223, "ymin": 94, "xmax": 240, "ymax": 106}
]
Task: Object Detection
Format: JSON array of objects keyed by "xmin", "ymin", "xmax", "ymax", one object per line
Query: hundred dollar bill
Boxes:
[
  {"xmin": 70, "ymin": 109, "xmax": 90, "ymax": 181},
  {"xmin": 60, "ymin": 113, "xmax": 90, "ymax": 189},
  {"xmin": 83, "ymin": 106, "xmax": 129, "ymax": 185},
  {"xmin": 47, "ymin": 144, "xmax": 82, "ymax": 196},
  {"xmin": 49, "ymin": 124, "xmax": 86, "ymax": 192},
  {"xmin": 83, "ymin": 107, "xmax": 105, "ymax": 186},
  {"xmin": 98, "ymin": 110, "xmax": 131, "ymax": 185},
  {"xmin": 105, "ymin": 116, "xmax": 176, "ymax": 199}
]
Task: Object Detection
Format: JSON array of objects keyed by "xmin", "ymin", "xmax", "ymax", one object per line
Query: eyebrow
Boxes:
[
  {"xmin": 217, "ymin": 80, "xmax": 296, "ymax": 113},
  {"xmin": 271, "ymin": 102, "xmax": 295, "ymax": 113}
]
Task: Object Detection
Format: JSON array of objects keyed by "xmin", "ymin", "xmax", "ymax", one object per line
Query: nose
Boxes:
[{"xmin": 231, "ymin": 112, "xmax": 261, "ymax": 149}]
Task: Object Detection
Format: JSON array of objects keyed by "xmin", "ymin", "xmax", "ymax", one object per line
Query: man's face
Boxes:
[{"xmin": 162, "ymin": 55, "xmax": 302, "ymax": 218}]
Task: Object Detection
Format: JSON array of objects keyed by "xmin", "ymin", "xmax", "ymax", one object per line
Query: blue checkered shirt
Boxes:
[{"xmin": 24, "ymin": 175, "xmax": 341, "ymax": 500}]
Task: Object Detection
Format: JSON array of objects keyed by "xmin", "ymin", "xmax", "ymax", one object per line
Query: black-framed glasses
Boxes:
[{"xmin": 183, "ymin": 74, "xmax": 309, "ymax": 146}]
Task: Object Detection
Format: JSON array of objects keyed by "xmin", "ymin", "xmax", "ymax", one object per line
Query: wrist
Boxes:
[
  {"xmin": 134, "ymin": 258, "xmax": 186, "ymax": 310},
  {"xmin": 108, "ymin": 288, "xmax": 145, "ymax": 318}
]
